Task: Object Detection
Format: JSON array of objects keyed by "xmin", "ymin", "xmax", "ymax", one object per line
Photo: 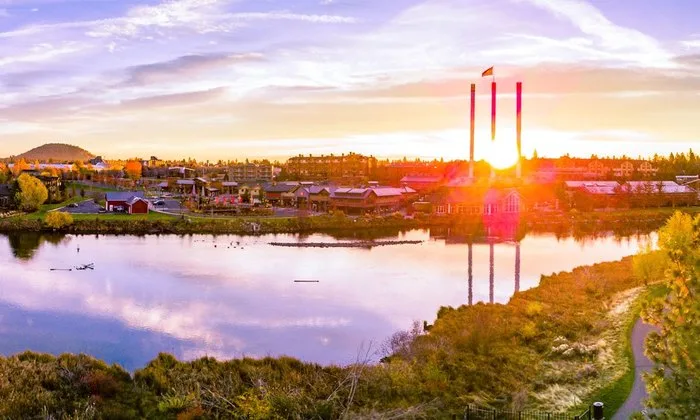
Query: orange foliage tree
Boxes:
[{"xmin": 125, "ymin": 160, "xmax": 143, "ymax": 181}]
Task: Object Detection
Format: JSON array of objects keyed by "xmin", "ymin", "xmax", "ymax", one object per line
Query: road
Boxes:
[{"xmin": 613, "ymin": 318, "xmax": 658, "ymax": 420}]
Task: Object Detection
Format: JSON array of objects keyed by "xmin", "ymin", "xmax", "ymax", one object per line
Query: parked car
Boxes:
[
  {"xmin": 98, "ymin": 208, "xmax": 106, "ymax": 213},
  {"xmin": 67, "ymin": 203, "xmax": 79, "ymax": 208},
  {"xmin": 153, "ymin": 200, "xmax": 165, "ymax": 206}
]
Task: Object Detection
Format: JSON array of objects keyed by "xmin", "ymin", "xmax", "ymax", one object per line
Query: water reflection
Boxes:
[
  {"xmin": 7, "ymin": 232, "xmax": 69, "ymax": 260},
  {"xmin": 0, "ymin": 229, "xmax": 651, "ymax": 370}
]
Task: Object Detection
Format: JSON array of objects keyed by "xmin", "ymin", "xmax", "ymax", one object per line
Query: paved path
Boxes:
[{"xmin": 613, "ymin": 318, "xmax": 657, "ymax": 420}]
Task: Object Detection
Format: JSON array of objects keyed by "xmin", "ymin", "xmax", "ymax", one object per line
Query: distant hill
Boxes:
[{"xmin": 11, "ymin": 143, "xmax": 95, "ymax": 162}]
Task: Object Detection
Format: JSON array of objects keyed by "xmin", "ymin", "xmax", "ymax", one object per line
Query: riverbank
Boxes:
[
  {"xmin": 2, "ymin": 206, "xmax": 698, "ymax": 237},
  {"xmin": 0, "ymin": 253, "xmax": 653, "ymax": 418}
]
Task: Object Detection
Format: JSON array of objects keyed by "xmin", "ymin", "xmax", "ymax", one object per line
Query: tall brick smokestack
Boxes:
[
  {"xmin": 469, "ymin": 83, "xmax": 475, "ymax": 179},
  {"xmin": 490, "ymin": 81, "xmax": 496, "ymax": 180},
  {"xmin": 491, "ymin": 81, "xmax": 496, "ymax": 142},
  {"xmin": 516, "ymin": 81, "xmax": 522, "ymax": 179}
]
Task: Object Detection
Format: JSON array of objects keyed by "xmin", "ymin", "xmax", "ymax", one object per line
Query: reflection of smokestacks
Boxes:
[
  {"xmin": 468, "ymin": 242, "xmax": 473, "ymax": 305},
  {"xmin": 516, "ymin": 82, "xmax": 522, "ymax": 179},
  {"xmin": 489, "ymin": 242, "xmax": 495, "ymax": 304},
  {"xmin": 515, "ymin": 242, "xmax": 521, "ymax": 293},
  {"xmin": 469, "ymin": 84, "xmax": 475, "ymax": 179}
]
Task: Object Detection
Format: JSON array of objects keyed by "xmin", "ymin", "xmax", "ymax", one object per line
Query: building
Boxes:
[
  {"xmin": 0, "ymin": 184, "xmax": 12, "ymax": 208},
  {"xmin": 400, "ymin": 175, "xmax": 443, "ymax": 191},
  {"xmin": 307, "ymin": 186, "xmax": 333, "ymax": 212},
  {"xmin": 286, "ymin": 153, "xmax": 377, "ymax": 182},
  {"xmin": 168, "ymin": 167, "xmax": 196, "ymax": 179},
  {"xmin": 229, "ymin": 163, "xmax": 274, "ymax": 183},
  {"xmin": 263, "ymin": 183, "xmax": 299, "ymax": 205},
  {"xmin": 105, "ymin": 191, "xmax": 146, "ymax": 213},
  {"xmin": 144, "ymin": 156, "xmax": 165, "ymax": 167},
  {"xmin": 432, "ymin": 187, "xmax": 522, "ymax": 216},
  {"xmin": 330, "ymin": 186, "xmax": 405, "ymax": 214},
  {"xmin": 125, "ymin": 196, "xmax": 150, "ymax": 214},
  {"xmin": 612, "ymin": 161, "xmax": 635, "ymax": 178}
]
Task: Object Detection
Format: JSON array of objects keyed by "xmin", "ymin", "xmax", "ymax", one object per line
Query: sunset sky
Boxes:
[{"xmin": 0, "ymin": 0, "xmax": 698, "ymax": 161}]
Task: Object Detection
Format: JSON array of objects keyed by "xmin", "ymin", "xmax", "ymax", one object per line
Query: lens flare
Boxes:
[{"xmin": 486, "ymin": 138, "xmax": 519, "ymax": 170}]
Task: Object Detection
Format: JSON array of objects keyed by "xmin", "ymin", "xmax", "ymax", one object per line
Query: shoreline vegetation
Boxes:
[
  {"xmin": 0, "ymin": 235, "xmax": 670, "ymax": 418},
  {"xmin": 1, "ymin": 206, "xmax": 699, "ymax": 237}
]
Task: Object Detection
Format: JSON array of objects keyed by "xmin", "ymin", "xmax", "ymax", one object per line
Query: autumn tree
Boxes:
[
  {"xmin": 11, "ymin": 158, "xmax": 29, "ymax": 177},
  {"xmin": 125, "ymin": 160, "xmax": 143, "ymax": 181},
  {"xmin": 641, "ymin": 212, "xmax": 700, "ymax": 417},
  {"xmin": 0, "ymin": 163, "xmax": 8, "ymax": 183},
  {"xmin": 14, "ymin": 173, "xmax": 48, "ymax": 212}
]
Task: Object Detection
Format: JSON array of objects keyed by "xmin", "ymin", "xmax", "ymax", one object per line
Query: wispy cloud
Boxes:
[
  {"xmin": 518, "ymin": 0, "xmax": 672, "ymax": 67},
  {"xmin": 123, "ymin": 52, "xmax": 265, "ymax": 86}
]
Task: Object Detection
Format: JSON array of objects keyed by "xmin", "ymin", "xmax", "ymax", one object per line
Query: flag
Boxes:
[{"xmin": 482, "ymin": 67, "xmax": 494, "ymax": 77}]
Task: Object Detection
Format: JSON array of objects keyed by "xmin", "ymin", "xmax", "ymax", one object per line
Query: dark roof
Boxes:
[
  {"xmin": 0, "ymin": 184, "xmax": 11, "ymax": 196},
  {"xmin": 264, "ymin": 184, "xmax": 297, "ymax": 193},
  {"xmin": 105, "ymin": 191, "xmax": 145, "ymax": 201},
  {"xmin": 400, "ymin": 175, "xmax": 442, "ymax": 183}
]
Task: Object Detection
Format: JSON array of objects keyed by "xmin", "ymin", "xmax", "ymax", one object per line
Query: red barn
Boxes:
[
  {"xmin": 126, "ymin": 197, "xmax": 150, "ymax": 214},
  {"xmin": 105, "ymin": 191, "xmax": 147, "ymax": 214}
]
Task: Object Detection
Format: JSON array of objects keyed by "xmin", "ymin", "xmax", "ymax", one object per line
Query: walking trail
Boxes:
[{"xmin": 613, "ymin": 318, "xmax": 657, "ymax": 420}]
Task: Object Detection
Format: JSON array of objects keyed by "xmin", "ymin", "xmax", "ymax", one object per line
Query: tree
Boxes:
[
  {"xmin": 641, "ymin": 212, "xmax": 700, "ymax": 418},
  {"xmin": 14, "ymin": 174, "xmax": 48, "ymax": 212},
  {"xmin": 0, "ymin": 163, "xmax": 8, "ymax": 184},
  {"xmin": 125, "ymin": 160, "xmax": 143, "ymax": 181},
  {"xmin": 44, "ymin": 211, "xmax": 73, "ymax": 230},
  {"xmin": 11, "ymin": 158, "xmax": 29, "ymax": 177}
]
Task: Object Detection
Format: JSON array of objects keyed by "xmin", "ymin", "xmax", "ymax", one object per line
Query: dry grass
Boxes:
[{"xmin": 530, "ymin": 287, "xmax": 644, "ymax": 410}]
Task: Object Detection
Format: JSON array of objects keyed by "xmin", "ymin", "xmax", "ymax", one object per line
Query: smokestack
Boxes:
[
  {"xmin": 469, "ymin": 83, "xmax": 475, "ymax": 179},
  {"xmin": 516, "ymin": 82, "xmax": 522, "ymax": 179},
  {"xmin": 491, "ymin": 81, "xmax": 497, "ymax": 142},
  {"xmin": 490, "ymin": 81, "xmax": 496, "ymax": 180}
]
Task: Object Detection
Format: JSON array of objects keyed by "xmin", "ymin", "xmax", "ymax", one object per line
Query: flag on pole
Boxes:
[{"xmin": 481, "ymin": 67, "xmax": 494, "ymax": 77}]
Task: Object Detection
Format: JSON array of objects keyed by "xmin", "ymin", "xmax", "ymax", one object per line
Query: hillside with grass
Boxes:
[{"xmin": 9, "ymin": 143, "xmax": 94, "ymax": 162}]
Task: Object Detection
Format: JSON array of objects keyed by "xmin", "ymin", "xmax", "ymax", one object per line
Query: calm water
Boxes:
[{"xmin": 0, "ymin": 230, "xmax": 650, "ymax": 370}]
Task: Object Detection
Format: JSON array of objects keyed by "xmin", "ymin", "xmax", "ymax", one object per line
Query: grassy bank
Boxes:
[
  {"xmin": 0, "ymin": 254, "xmax": 650, "ymax": 418},
  {"xmin": 2, "ymin": 206, "xmax": 699, "ymax": 237}
]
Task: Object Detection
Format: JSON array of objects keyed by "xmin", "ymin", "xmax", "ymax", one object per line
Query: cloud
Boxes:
[
  {"xmin": 518, "ymin": 0, "xmax": 672, "ymax": 67},
  {"xmin": 116, "ymin": 86, "xmax": 228, "ymax": 109},
  {"xmin": 123, "ymin": 52, "xmax": 265, "ymax": 86}
]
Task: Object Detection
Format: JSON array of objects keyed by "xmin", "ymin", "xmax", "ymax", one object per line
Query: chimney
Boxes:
[
  {"xmin": 469, "ymin": 83, "xmax": 475, "ymax": 179},
  {"xmin": 516, "ymin": 81, "xmax": 522, "ymax": 179}
]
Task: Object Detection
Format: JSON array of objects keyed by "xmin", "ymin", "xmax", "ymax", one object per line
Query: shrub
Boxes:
[{"xmin": 44, "ymin": 211, "xmax": 74, "ymax": 230}]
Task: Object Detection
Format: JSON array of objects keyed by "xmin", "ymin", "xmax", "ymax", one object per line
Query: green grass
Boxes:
[
  {"xmin": 69, "ymin": 212, "xmax": 178, "ymax": 221},
  {"xmin": 65, "ymin": 181, "xmax": 120, "ymax": 193},
  {"xmin": 584, "ymin": 283, "xmax": 668, "ymax": 418}
]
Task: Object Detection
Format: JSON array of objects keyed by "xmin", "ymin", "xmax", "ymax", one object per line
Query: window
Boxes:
[
  {"xmin": 436, "ymin": 205, "xmax": 446, "ymax": 214},
  {"xmin": 505, "ymin": 194, "xmax": 520, "ymax": 213}
]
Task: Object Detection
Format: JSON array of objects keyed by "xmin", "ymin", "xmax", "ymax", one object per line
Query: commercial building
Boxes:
[
  {"xmin": 228, "ymin": 163, "xmax": 274, "ymax": 183},
  {"xmin": 286, "ymin": 152, "xmax": 377, "ymax": 182}
]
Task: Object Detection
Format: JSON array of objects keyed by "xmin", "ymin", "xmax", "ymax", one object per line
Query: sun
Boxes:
[{"xmin": 485, "ymin": 138, "xmax": 519, "ymax": 170}]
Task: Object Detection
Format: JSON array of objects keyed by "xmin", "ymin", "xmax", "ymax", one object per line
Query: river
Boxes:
[{"xmin": 0, "ymin": 229, "xmax": 651, "ymax": 370}]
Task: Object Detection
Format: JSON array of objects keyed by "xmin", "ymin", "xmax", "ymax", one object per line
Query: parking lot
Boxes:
[{"xmin": 61, "ymin": 200, "xmax": 104, "ymax": 214}]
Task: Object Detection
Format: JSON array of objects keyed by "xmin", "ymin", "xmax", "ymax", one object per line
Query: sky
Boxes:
[{"xmin": 0, "ymin": 0, "xmax": 698, "ymax": 161}]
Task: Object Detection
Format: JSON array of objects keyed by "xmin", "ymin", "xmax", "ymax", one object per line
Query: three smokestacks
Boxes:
[{"xmin": 468, "ymin": 80, "xmax": 523, "ymax": 178}]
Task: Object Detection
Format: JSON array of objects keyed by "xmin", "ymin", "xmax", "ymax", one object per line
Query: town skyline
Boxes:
[{"xmin": 1, "ymin": 0, "xmax": 699, "ymax": 161}]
